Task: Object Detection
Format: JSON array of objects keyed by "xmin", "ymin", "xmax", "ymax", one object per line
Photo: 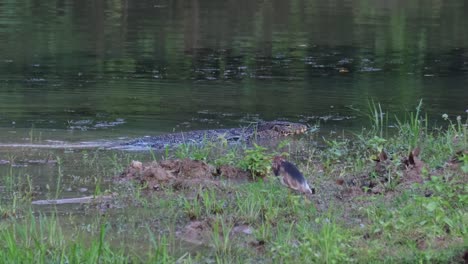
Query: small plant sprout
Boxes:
[{"xmin": 240, "ymin": 144, "xmax": 274, "ymax": 178}]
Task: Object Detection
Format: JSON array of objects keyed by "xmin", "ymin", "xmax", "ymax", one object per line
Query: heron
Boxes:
[{"xmin": 272, "ymin": 156, "xmax": 315, "ymax": 194}]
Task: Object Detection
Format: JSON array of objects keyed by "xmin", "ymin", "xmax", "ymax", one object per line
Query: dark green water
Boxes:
[{"xmin": 1, "ymin": 0, "xmax": 468, "ymax": 143}]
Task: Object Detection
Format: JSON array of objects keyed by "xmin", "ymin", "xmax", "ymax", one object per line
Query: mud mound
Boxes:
[
  {"xmin": 159, "ymin": 159, "xmax": 217, "ymax": 179},
  {"xmin": 118, "ymin": 159, "xmax": 251, "ymax": 190},
  {"xmin": 216, "ymin": 165, "xmax": 252, "ymax": 179},
  {"xmin": 119, "ymin": 160, "xmax": 176, "ymax": 190}
]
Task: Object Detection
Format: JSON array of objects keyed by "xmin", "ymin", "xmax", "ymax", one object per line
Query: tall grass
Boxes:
[
  {"xmin": 367, "ymin": 99, "xmax": 387, "ymax": 138},
  {"xmin": 0, "ymin": 211, "xmax": 173, "ymax": 263},
  {"xmin": 395, "ymin": 99, "xmax": 427, "ymax": 151}
]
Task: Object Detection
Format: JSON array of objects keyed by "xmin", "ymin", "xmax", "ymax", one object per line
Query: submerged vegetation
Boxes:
[{"xmin": 0, "ymin": 104, "xmax": 467, "ymax": 263}]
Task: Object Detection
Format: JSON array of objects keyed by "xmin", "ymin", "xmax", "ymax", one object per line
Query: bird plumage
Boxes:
[{"xmin": 272, "ymin": 156, "xmax": 314, "ymax": 194}]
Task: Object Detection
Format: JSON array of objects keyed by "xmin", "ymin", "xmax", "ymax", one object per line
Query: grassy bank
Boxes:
[{"xmin": 0, "ymin": 105, "xmax": 467, "ymax": 263}]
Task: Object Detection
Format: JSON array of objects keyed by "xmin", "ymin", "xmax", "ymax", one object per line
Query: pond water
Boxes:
[{"xmin": 1, "ymin": 0, "xmax": 468, "ymax": 144}]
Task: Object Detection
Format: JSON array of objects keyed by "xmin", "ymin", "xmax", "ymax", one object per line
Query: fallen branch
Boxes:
[{"xmin": 32, "ymin": 193, "xmax": 116, "ymax": 205}]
